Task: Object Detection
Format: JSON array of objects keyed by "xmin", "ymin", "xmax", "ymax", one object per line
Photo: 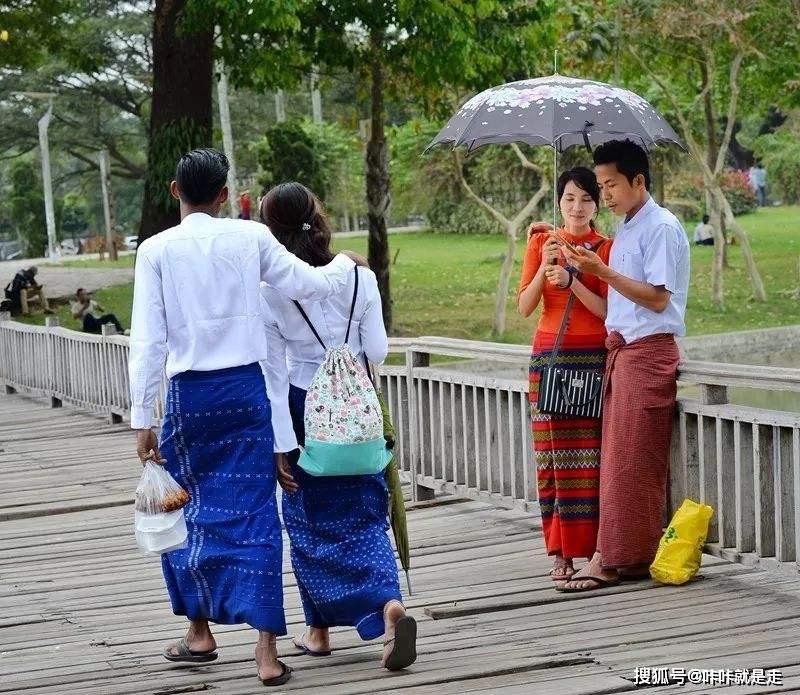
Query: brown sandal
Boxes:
[{"xmin": 548, "ymin": 560, "xmax": 575, "ymax": 581}]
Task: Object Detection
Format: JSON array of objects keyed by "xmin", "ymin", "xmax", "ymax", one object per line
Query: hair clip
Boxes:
[{"xmin": 301, "ymin": 223, "xmax": 311, "ymax": 231}]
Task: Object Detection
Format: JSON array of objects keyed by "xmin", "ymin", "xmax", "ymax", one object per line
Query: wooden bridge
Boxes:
[
  {"xmin": 2, "ymin": 317, "xmax": 800, "ymax": 692},
  {"xmin": 2, "ymin": 391, "xmax": 800, "ymax": 694}
]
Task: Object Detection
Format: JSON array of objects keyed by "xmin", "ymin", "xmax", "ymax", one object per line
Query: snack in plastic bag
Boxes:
[
  {"xmin": 135, "ymin": 461, "xmax": 190, "ymax": 514},
  {"xmin": 133, "ymin": 462, "xmax": 190, "ymax": 555},
  {"xmin": 649, "ymin": 498, "xmax": 714, "ymax": 585}
]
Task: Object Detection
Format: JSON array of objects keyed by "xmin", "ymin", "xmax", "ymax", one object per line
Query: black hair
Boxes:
[
  {"xmin": 702, "ymin": 214, "xmax": 710, "ymax": 224},
  {"xmin": 592, "ymin": 139, "xmax": 651, "ymax": 191},
  {"xmin": 557, "ymin": 167, "xmax": 600, "ymax": 228},
  {"xmin": 175, "ymin": 148, "xmax": 229, "ymax": 205},
  {"xmin": 76, "ymin": 287, "xmax": 84, "ymax": 297},
  {"xmin": 259, "ymin": 182, "xmax": 335, "ymax": 267}
]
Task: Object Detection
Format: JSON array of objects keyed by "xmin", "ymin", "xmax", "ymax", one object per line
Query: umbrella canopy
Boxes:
[{"xmin": 427, "ymin": 75, "xmax": 684, "ymax": 154}]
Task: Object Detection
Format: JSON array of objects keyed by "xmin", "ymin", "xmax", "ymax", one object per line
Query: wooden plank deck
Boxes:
[{"xmin": 1, "ymin": 392, "xmax": 800, "ymax": 694}]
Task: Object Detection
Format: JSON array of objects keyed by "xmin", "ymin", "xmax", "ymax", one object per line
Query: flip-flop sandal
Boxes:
[
  {"xmin": 261, "ymin": 661, "xmax": 292, "ymax": 687},
  {"xmin": 548, "ymin": 566, "xmax": 575, "ymax": 581},
  {"xmin": 554, "ymin": 575, "xmax": 620, "ymax": 593},
  {"xmin": 163, "ymin": 637, "xmax": 218, "ymax": 663},
  {"xmin": 293, "ymin": 635, "xmax": 332, "ymax": 657},
  {"xmin": 383, "ymin": 616, "xmax": 417, "ymax": 671}
]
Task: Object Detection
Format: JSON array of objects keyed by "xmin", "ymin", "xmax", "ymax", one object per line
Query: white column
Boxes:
[
  {"xmin": 311, "ymin": 67, "xmax": 322, "ymax": 123},
  {"xmin": 275, "ymin": 89, "xmax": 286, "ymax": 123},
  {"xmin": 98, "ymin": 149, "xmax": 118, "ymax": 261},
  {"xmin": 37, "ymin": 105, "xmax": 58, "ymax": 260},
  {"xmin": 216, "ymin": 50, "xmax": 239, "ymax": 218}
]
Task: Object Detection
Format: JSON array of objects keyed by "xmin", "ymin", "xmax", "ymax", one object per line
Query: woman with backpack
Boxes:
[{"xmin": 259, "ymin": 182, "xmax": 417, "ymax": 672}]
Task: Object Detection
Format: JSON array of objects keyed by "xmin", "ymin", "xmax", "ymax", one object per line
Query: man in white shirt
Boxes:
[
  {"xmin": 70, "ymin": 288, "xmax": 125, "ymax": 334},
  {"xmin": 128, "ymin": 148, "xmax": 356, "ymax": 686},
  {"xmin": 749, "ymin": 164, "xmax": 767, "ymax": 207},
  {"xmin": 558, "ymin": 140, "xmax": 690, "ymax": 593},
  {"xmin": 693, "ymin": 215, "xmax": 715, "ymax": 246}
]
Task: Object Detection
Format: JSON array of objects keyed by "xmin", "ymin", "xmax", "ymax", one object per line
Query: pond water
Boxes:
[{"xmin": 711, "ymin": 349, "xmax": 800, "ymax": 414}]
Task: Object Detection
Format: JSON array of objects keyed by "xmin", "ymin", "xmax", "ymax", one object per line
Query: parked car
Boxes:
[{"xmin": 124, "ymin": 235, "xmax": 138, "ymax": 250}]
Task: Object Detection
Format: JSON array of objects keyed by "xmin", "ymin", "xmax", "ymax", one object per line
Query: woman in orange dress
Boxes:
[{"xmin": 517, "ymin": 167, "xmax": 612, "ymax": 583}]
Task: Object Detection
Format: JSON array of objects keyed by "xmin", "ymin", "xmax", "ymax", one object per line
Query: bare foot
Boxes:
[
  {"xmin": 557, "ymin": 551, "xmax": 618, "ymax": 591},
  {"xmin": 255, "ymin": 632, "xmax": 283, "ymax": 681},
  {"xmin": 293, "ymin": 626, "xmax": 331, "ymax": 654},
  {"xmin": 549, "ymin": 555, "xmax": 574, "ymax": 580},
  {"xmin": 381, "ymin": 600, "xmax": 406, "ymax": 668}
]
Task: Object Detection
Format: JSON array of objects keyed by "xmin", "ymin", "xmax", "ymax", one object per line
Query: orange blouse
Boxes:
[{"xmin": 517, "ymin": 227, "xmax": 612, "ymax": 338}]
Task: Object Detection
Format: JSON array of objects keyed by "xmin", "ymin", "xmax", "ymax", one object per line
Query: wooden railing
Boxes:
[{"xmin": 2, "ymin": 315, "xmax": 799, "ymax": 572}]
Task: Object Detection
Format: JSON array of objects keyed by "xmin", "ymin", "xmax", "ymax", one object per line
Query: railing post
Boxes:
[
  {"xmin": 0, "ymin": 312, "xmax": 15, "ymax": 394},
  {"xmin": 700, "ymin": 384, "xmax": 728, "ymax": 405},
  {"xmin": 45, "ymin": 316, "xmax": 62, "ymax": 408},
  {"xmin": 406, "ymin": 347, "xmax": 434, "ymax": 502},
  {"xmin": 100, "ymin": 324, "xmax": 123, "ymax": 424}
]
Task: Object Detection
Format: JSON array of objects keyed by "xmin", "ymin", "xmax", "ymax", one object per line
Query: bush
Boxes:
[
  {"xmin": 666, "ymin": 168, "xmax": 756, "ymax": 218},
  {"xmin": 720, "ymin": 170, "xmax": 757, "ymax": 216},
  {"xmin": 254, "ymin": 121, "xmax": 328, "ymax": 199},
  {"xmin": 753, "ymin": 131, "xmax": 800, "ymax": 204}
]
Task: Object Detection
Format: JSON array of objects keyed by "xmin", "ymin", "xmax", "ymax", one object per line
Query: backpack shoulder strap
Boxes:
[
  {"xmin": 344, "ymin": 267, "xmax": 359, "ymax": 344},
  {"xmin": 293, "ymin": 300, "xmax": 327, "ymax": 351}
]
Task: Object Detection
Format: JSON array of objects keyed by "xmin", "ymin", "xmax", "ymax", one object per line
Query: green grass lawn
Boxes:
[
  {"xmin": 44, "ymin": 253, "xmax": 136, "ymax": 269},
  {"xmin": 17, "ymin": 206, "xmax": 800, "ymax": 340}
]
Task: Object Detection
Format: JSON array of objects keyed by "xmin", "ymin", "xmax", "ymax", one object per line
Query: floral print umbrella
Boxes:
[{"xmin": 427, "ymin": 75, "xmax": 684, "ymax": 153}]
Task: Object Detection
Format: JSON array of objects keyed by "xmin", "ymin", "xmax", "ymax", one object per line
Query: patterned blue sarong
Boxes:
[
  {"xmin": 283, "ymin": 385, "xmax": 402, "ymax": 641},
  {"xmin": 159, "ymin": 363, "xmax": 286, "ymax": 634}
]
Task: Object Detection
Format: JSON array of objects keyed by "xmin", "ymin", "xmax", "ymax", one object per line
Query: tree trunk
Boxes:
[
  {"xmin": 701, "ymin": 58, "xmax": 718, "ymax": 172},
  {"xmin": 706, "ymin": 190, "xmax": 724, "ymax": 308},
  {"xmin": 493, "ymin": 226, "xmax": 520, "ymax": 336},
  {"xmin": 366, "ymin": 35, "xmax": 392, "ymax": 331},
  {"xmin": 713, "ymin": 187, "xmax": 767, "ymax": 301},
  {"xmin": 138, "ymin": 0, "xmax": 213, "ymax": 244}
]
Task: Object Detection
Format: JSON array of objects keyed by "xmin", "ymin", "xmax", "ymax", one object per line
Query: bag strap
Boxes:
[
  {"xmin": 546, "ymin": 239, "xmax": 602, "ymax": 368},
  {"xmin": 292, "ymin": 300, "xmax": 327, "ymax": 351},
  {"xmin": 344, "ymin": 267, "xmax": 359, "ymax": 344},
  {"xmin": 293, "ymin": 267, "xmax": 360, "ymax": 351}
]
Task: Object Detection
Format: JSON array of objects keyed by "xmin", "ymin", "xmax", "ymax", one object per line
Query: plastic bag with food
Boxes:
[
  {"xmin": 134, "ymin": 462, "xmax": 190, "ymax": 554},
  {"xmin": 135, "ymin": 461, "xmax": 191, "ymax": 514}
]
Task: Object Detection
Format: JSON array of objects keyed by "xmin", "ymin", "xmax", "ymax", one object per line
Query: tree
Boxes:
[
  {"xmin": 207, "ymin": 0, "xmax": 550, "ymax": 331},
  {"xmin": 0, "ymin": 2, "xmax": 151, "ymax": 238},
  {"xmin": 255, "ymin": 121, "xmax": 328, "ymax": 198},
  {"xmin": 138, "ymin": 0, "xmax": 213, "ymax": 243},
  {"xmin": 620, "ymin": 0, "xmax": 800, "ymax": 307},
  {"xmin": 8, "ymin": 159, "xmax": 47, "ymax": 257},
  {"xmin": 454, "ymin": 145, "xmax": 550, "ymax": 335}
]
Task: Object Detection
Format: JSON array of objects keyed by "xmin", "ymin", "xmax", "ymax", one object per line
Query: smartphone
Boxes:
[{"xmin": 550, "ymin": 231, "xmax": 579, "ymax": 254}]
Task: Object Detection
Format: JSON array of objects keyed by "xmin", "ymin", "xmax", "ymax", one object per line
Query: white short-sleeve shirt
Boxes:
[{"xmin": 606, "ymin": 196, "xmax": 690, "ymax": 343}]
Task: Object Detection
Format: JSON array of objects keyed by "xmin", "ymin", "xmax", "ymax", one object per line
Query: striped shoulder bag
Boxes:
[{"xmin": 535, "ymin": 269, "xmax": 605, "ymax": 419}]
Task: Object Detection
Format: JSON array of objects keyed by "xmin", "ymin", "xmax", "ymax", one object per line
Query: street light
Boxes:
[{"xmin": 15, "ymin": 92, "xmax": 58, "ymax": 260}]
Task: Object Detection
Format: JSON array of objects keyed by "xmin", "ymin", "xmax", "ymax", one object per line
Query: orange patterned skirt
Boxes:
[{"xmin": 530, "ymin": 330, "xmax": 607, "ymax": 560}]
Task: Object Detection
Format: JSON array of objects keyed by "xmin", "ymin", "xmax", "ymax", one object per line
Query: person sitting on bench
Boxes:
[{"xmin": 4, "ymin": 266, "xmax": 52, "ymax": 315}]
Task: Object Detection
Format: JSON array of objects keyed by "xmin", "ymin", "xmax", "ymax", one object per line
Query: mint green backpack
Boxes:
[{"xmin": 293, "ymin": 269, "xmax": 392, "ymax": 476}]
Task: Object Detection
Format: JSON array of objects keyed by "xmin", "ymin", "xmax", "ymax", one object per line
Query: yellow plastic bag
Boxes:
[{"xmin": 649, "ymin": 498, "xmax": 714, "ymax": 585}]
